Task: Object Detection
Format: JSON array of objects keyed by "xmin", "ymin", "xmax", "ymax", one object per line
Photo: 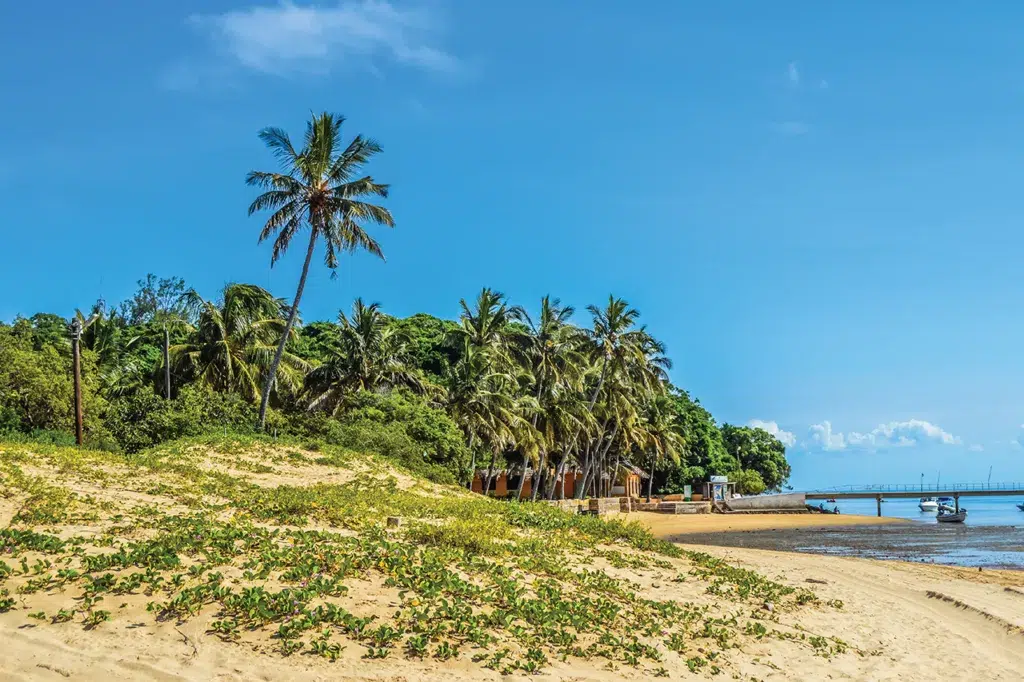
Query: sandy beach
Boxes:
[
  {"xmin": 3, "ymin": 441, "xmax": 1023, "ymax": 682},
  {"xmin": 3, "ymin": 535, "xmax": 1023, "ymax": 681},
  {"xmin": 635, "ymin": 510, "xmax": 907, "ymax": 536}
]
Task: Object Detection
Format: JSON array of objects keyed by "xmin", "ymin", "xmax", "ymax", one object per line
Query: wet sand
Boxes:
[{"xmin": 669, "ymin": 522, "xmax": 1024, "ymax": 570}]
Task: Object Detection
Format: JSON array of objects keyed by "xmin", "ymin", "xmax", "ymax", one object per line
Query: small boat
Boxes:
[
  {"xmin": 938, "ymin": 496, "xmax": 955, "ymax": 506},
  {"xmin": 826, "ymin": 498, "xmax": 837, "ymax": 503},
  {"xmin": 1016, "ymin": 503, "xmax": 1024, "ymax": 512},
  {"xmin": 937, "ymin": 508, "xmax": 967, "ymax": 523},
  {"xmin": 919, "ymin": 497, "xmax": 938, "ymax": 512}
]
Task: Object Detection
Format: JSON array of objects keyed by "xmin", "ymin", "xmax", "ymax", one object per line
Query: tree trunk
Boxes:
[
  {"xmin": 483, "ymin": 450, "xmax": 499, "ymax": 497},
  {"xmin": 550, "ymin": 453, "xmax": 568, "ymax": 500},
  {"xmin": 72, "ymin": 326, "xmax": 83, "ymax": 446},
  {"xmin": 257, "ymin": 228, "xmax": 318, "ymax": 430},
  {"xmin": 530, "ymin": 452, "xmax": 547, "ymax": 502},
  {"xmin": 514, "ymin": 452, "xmax": 530, "ymax": 501},
  {"xmin": 576, "ymin": 458, "xmax": 593, "ymax": 499},
  {"xmin": 586, "ymin": 358, "xmax": 608, "ymax": 412},
  {"xmin": 646, "ymin": 455, "xmax": 656, "ymax": 502},
  {"xmin": 611, "ymin": 450, "xmax": 621, "ymax": 497},
  {"xmin": 594, "ymin": 422, "xmax": 619, "ymax": 498},
  {"xmin": 466, "ymin": 432, "xmax": 477, "ymax": 490},
  {"xmin": 163, "ymin": 325, "xmax": 171, "ymax": 400}
]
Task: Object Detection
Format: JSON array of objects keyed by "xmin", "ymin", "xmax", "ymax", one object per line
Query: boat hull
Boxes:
[{"xmin": 937, "ymin": 511, "xmax": 967, "ymax": 523}]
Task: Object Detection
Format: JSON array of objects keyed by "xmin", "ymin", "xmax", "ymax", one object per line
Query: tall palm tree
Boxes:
[
  {"xmin": 637, "ymin": 392, "xmax": 685, "ymax": 501},
  {"xmin": 171, "ymin": 284, "xmax": 310, "ymax": 402},
  {"xmin": 510, "ymin": 296, "xmax": 587, "ymax": 500},
  {"xmin": 248, "ymin": 112, "xmax": 394, "ymax": 430},
  {"xmin": 449, "ymin": 288, "xmax": 522, "ymax": 361},
  {"xmin": 443, "ymin": 338, "xmax": 534, "ymax": 491},
  {"xmin": 576, "ymin": 296, "xmax": 672, "ymax": 498},
  {"xmin": 303, "ymin": 298, "xmax": 425, "ymax": 414}
]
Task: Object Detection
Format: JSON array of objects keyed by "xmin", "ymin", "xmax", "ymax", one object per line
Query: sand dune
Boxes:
[
  {"xmin": 4, "ymin": 540, "xmax": 1022, "ymax": 681},
  {"xmin": 3, "ymin": 441, "xmax": 1022, "ymax": 681}
]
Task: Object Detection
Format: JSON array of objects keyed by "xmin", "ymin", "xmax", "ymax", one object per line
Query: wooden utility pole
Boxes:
[
  {"xmin": 163, "ymin": 324, "xmax": 171, "ymax": 399},
  {"xmin": 70, "ymin": 317, "xmax": 84, "ymax": 446}
]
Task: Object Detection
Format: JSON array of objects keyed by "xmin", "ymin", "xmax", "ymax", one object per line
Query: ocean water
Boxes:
[
  {"xmin": 683, "ymin": 495, "xmax": 1024, "ymax": 569},
  {"xmin": 827, "ymin": 494, "xmax": 1024, "ymax": 526}
]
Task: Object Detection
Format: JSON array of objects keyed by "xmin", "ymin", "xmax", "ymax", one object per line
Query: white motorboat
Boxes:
[
  {"xmin": 919, "ymin": 497, "xmax": 938, "ymax": 512},
  {"xmin": 937, "ymin": 508, "xmax": 967, "ymax": 523}
]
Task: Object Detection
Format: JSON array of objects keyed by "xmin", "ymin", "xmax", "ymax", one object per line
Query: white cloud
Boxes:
[
  {"xmin": 188, "ymin": 1, "xmax": 459, "ymax": 76},
  {"xmin": 808, "ymin": 421, "xmax": 846, "ymax": 451},
  {"xmin": 787, "ymin": 61, "xmax": 800, "ymax": 86},
  {"xmin": 748, "ymin": 420, "xmax": 796, "ymax": 448},
  {"xmin": 805, "ymin": 419, "xmax": 961, "ymax": 452}
]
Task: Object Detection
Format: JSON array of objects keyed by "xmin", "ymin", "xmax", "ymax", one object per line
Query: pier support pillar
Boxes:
[
  {"xmin": 876, "ymin": 494, "xmax": 882, "ymax": 517},
  {"xmin": 954, "ymin": 494, "xmax": 959, "ymax": 513}
]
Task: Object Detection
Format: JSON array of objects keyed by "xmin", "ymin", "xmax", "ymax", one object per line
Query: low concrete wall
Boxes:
[
  {"xmin": 634, "ymin": 501, "xmax": 712, "ymax": 514},
  {"xmin": 726, "ymin": 493, "xmax": 807, "ymax": 511},
  {"xmin": 588, "ymin": 498, "xmax": 622, "ymax": 514},
  {"xmin": 547, "ymin": 499, "xmax": 582, "ymax": 514},
  {"xmin": 545, "ymin": 498, "xmax": 631, "ymax": 516}
]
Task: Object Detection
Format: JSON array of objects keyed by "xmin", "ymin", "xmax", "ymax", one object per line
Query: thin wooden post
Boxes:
[
  {"xmin": 71, "ymin": 318, "xmax": 84, "ymax": 446},
  {"xmin": 954, "ymin": 494, "xmax": 959, "ymax": 513},
  {"xmin": 163, "ymin": 325, "xmax": 171, "ymax": 400},
  {"xmin": 876, "ymin": 494, "xmax": 882, "ymax": 517}
]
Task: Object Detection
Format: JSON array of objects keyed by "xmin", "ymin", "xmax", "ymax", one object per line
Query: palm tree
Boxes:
[
  {"xmin": 449, "ymin": 288, "xmax": 522, "ymax": 361},
  {"xmin": 511, "ymin": 296, "xmax": 587, "ymax": 500},
  {"xmin": 304, "ymin": 298, "xmax": 425, "ymax": 414},
  {"xmin": 171, "ymin": 284, "xmax": 310, "ymax": 402},
  {"xmin": 443, "ymin": 338, "xmax": 533, "ymax": 491},
  {"xmin": 248, "ymin": 112, "xmax": 394, "ymax": 430},
  {"xmin": 576, "ymin": 296, "xmax": 673, "ymax": 498},
  {"xmin": 637, "ymin": 392, "xmax": 685, "ymax": 501}
]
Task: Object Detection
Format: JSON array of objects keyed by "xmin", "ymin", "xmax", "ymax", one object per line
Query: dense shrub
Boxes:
[
  {"xmin": 103, "ymin": 385, "xmax": 279, "ymax": 453},
  {"xmin": 732, "ymin": 469, "xmax": 767, "ymax": 495},
  {"xmin": 290, "ymin": 391, "xmax": 469, "ymax": 484},
  {"xmin": 0, "ymin": 322, "xmax": 106, "ymax": 438}
]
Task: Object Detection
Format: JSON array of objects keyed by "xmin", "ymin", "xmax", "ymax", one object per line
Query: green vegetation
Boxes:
[
  {"xmin": 0, "ymin": 437, "xmax": 841, "ymax": 676},
  {"xmin": 0, "ymin": 111, "xmax": 791, "ymax": 499}
]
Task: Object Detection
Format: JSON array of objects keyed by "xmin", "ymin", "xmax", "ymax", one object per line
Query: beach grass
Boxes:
[{"xmin": 0, "ymin": 435, "xmax": 862, "ymax": 678}]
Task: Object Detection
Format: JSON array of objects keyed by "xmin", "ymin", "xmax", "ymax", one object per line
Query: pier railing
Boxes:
[{"xmin": 807, "ymin": 482, "xmax": 1024, "ymax": 494}]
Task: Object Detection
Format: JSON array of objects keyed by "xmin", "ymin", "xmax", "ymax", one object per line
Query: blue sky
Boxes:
[{"xmin": 2, "ymin": 1, "xmax": 1023, "ymax": 488}]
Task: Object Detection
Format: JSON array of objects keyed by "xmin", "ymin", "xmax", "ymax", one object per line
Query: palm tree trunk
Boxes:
[
  {"xmin": 611, "ymin": 450, "xmax": 621, "ymax": 497},
  {"xmin": 514, "ymin": 452, "xmax": 530, "ymax": 501},
  {"xmin": 576, "ymin": 458, "xmax": 593, "ymax": 500},
  {"xmin": 483, "ymin": 450, "xmax": 499, "ymax": 497},
  {"xmin": 550, "ymin": 452, "xmax": 568, "ymax": 500},
  {"xmin": 575, "ymin": 437, "xmax": 599, "ymax": 499},
  {"xmin": 646, "ymin": 455, "xmax": 656, "ymax": 502},
  {"xmin": 593, "ymin": 422, "xmax": 619, "ymax": 497},
  {"xmin": 257, "ymin": 228, "xmax": 317, "ymax": 430},
  {"xmin": 586, "ymin": 358, "xmax": 608, "ymax": 412},
  {"xmin": 530, "ymin": 452, "xmax": 547, "ymax": 502},
  {"xmin": 466, "ymin": 432, "xmax": 477, "ymax": 490},
  {"xmin": 163, "ymin": 324, "xmax": 171, "ymax": 400}
]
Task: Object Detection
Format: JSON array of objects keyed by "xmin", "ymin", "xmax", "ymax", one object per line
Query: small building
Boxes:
[
  {"xmin": 703, "ymin": 475, "xmax": 735, "ymax": 503},
  {"xmin": 610, "ymin": 464, "xmax": 647, "ymax": 499},
  {"xmin": 471, "ymin": 464, "xmax": 647, "ymax": 500}
]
